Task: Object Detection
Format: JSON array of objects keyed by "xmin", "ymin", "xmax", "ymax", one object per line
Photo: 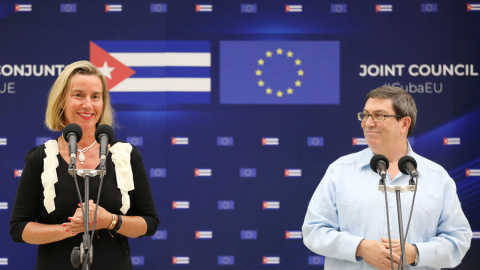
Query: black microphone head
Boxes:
[
  {"xmin": 370, "ymin": 154, "xmax": 389, "ymax": 173},
  {"xmin": 398, "ymin": 156, "xmax": 417, "ymax": 175},
  {"xmin": 95, "ymin": 124, "xmax": 115, "ymax": 144},
  {"xmin": 62, "ymin": 123, "xmax": 83, "ymax": 143}
]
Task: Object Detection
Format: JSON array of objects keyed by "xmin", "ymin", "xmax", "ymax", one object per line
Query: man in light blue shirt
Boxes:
[{"xmin": 302, "ymin": 86, "xmax": 472, "ymax": 269}]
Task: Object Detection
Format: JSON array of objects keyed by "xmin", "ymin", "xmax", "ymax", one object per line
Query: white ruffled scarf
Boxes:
[{"xmin": 41, "ymin": 140, "xmax": 135, "ymax": 214}]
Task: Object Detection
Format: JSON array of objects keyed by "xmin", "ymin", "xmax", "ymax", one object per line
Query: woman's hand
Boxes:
[{"xmin": 63, "ymin": 200, "xmax": 110, "ymax": 234}]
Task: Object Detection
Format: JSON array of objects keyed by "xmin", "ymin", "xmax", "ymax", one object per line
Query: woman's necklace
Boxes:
[{"xmin": 78, "ymin": 141, "xmax": 96, "ymax": 165}]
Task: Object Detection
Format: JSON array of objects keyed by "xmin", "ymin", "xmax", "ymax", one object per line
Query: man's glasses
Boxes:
[{"xmin": 357, "ymin": 112, "xmax": 401, "ymax": 122}]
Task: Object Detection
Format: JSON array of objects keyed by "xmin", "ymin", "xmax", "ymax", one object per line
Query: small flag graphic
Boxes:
[
  {"xmin": 285, "ymin": 4, "xmax": 302, "ymax": 13},
  {"xmin": 105, "ymin": 4, "xmax": 122, "ymax": 12},
  {"xmin": 131, "ymin": 256, "xmax": 144, "ymax": 266},
  {"xmin": 150, "ymin": 168, "xmax": 166, "ymax": 178},
  {"xmin": 195, "ymin": 230, "xmax": 213, "ymax": 239},
  {"xmin": 467, "ymin": 3, "xmax": 480, "ymax": 11},
  {"xmin": 353, "ymin": 137, "xmax": 367, "ymax": 146},
  {"xmin": 60, "ymin": 3, "xmax": 77, "ymax": 13},
  {"xmin": 195, "ymin": 168, "xmax": 212, "ymax": 177},
  {"xmin": 263, "ymin": 256, "xmax": 280, "ymax": 265},
  {"xmin": 151, "ymin": 230, "xmax": 167, "ymax": 239},
  {"xmin": 36, "ymin": 137, "xmax": 52, "ymax": 146},
  {"xmin": 172, "ymin": 256, "xmax": 189, "ymax": 265},
  {"xmin": 285, "ymin": 169, "xmax": 302, "ymax": 177},
  {"xmin": 172, "ymin": 137, "xmax": 189, "ymax": 145},
  {"xmin": 196, "ymin": 4, "xmax": 212, "ymax": 12},
  {"xmin": 262, "ymin": 137, "xmax": 279, "ymax": 146},
  {"xmin": 421, "ymin": 3, "xmax": 437, "ymax": 12},
  {"xmin": 0, "ymin": 138, "xmax": 7, "ymax": 145},
  {"xmin": 472, "ymin": 231, "xmax": 480, "ymax": 239},
  {"xmin": 15, "ymin": 4, "xmax": 32, "ymax": 12},
  {"xmin": 263, "ymin": 201, "xmax": 280, "ymax": 209},
  {"xmin": 285, "ymin": 230, "xmax": 302, "ymax": 239},
  {"xmin": 126, "ymin": 137, "xmax": 143, "ymax": 146},
  {"xmin": 241, "ymin": 230, "xmax": 257, "ymax": 239},
  {"xmin": 218, "ymin": 256, "xmax": 235, "ymax": 265},
  {"xmin": 0, "ymin": 202, "xmax": 8, "ymax": 210},
  {"xmin": 443, "ymin": 137, "xmax": 460, "ymax": 145},
  {"xmin": 240, "ymin": 168, "xmax": 256, "ymax": 178},
  {"xmin": 14, "ymin": 169, "xmax": 23, "ymax": 178},
  {"xmin": 308, "ymin": 256, "xmax": 325, "ymax": 265},
  {"xmin": 172, "ymin": 201, "xmax": 190, "ymax": 209},
  {"xmin": 217, "ymin": 136, "xmax": 233, "ymax": 146},
  {"xmin": 466, "ymin": 169, "xmax": 480, "ymax": 177},
  {"xmin": 0, "ymin": 258, "xmax": 8, "ymax": 266},
  {"xmin": 331, "ymin": 4, "xmax": 347, "ymax": 13},
  {"xmin": 376, "ymin": 4, "xmax": 393, "ymax": 12},
  {"xmin": 308, "ymin": 137, "xmax": 324, "ymax": 146},
  {"xmin": 151, "ymin": 3, "xmax": 167, "ymax": 13},
  {"xmin": 218, "ymin": 200, "xmax": 234, "ymax": 210},
  {"xmin": 241, "ymin": 4, "xmax": 257, "ymax": 13}
]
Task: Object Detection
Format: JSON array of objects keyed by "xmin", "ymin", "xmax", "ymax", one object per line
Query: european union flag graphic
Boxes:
[
  {"xmin": 90, "ymin": 40, "xmax": 211, "ymax": 104},
  {"xmin": 220, "ymin": 41, "xmax": 339, "ymax": 104}
]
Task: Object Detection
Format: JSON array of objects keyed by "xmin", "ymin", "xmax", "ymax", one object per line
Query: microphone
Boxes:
[
  {"xmin": 62, "ymin": 123, "xmax": 83, "ymax": 168},
  {"xmin": 398, "ymin": 156, "xmax": 418, "ymax": 178},
  {"xmin": 95, "ymin": 124, "xmax": 115, "ymax": 170},
  {"xmin": 370, "ymin": 154, "xmax": 389, "ymax": 178}
]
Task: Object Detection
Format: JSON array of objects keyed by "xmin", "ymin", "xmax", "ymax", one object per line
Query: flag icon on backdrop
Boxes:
[
  {"xmin": 195, "ymin": 168, "xmax": 212, "ymax": 177},
  {"xmin": 131, "ymin": 256, "xmax": 144, "ymax": 266},
  {"xmin": 308, "ymin": 256, "xmax": 325, "ymax": 265},
  {"xmin": 196, "ymin": 4, "xmax": 212, "ymax": 12},
  {"xmin": 220, "ymin": 41, "xmax": 339, "ymax": 104},
  {"xmin": 0, "ymin": 138, "xmax": 6, "ymax": 146},
  {"xmin": 331, "ymin": 4, "xmax": 347, "ymax": 13},
  {"xmin": 240, "ymin": 168, "xmax": 257, "ymax": 178},
  {"xmin": 90, "ymin": 40, "xmax": 211, "ymax": 104},
  {"xmin": 285, "ymin": 169, "xmax": 302, "ymax": 177},
  {"xmin": 467, "ymin": 3, "xmax": 480, "ymax": 11},
  {"xmin": 195, "ymin": 230, "xmax": 213, "ymax": 239},
  {"xmin": 172, "ymin": 137, "xmax": 189, "ymax": 145},
  {"xmin": 14, "ymin": 169, "xmax": 23, "ymax": 178},
  {"xmin": 285, "ymin": 230, "xmax": 302, "ymax": 239},
  {"xmin": 172, "ymin": 257, "xmax": 189, "ymax": 265},
  {"xmin": 172, "ymin": 201, "xmax": 190, "ymax": 209},
  {"xmin": 308, "ymin": 137, "xmax": 324, "ymax": 146},
  {"xmin": 241, "ymin": 4, "xmax": 257, "ymax": 13},
  {"xmin": 218, "ymin": 256, "xmax": 235, "ymax": 265},
  {"xmin": 151, "ymin": 3, "xmax": 167, "ymax": 13},
  {"xmin": 60, "ymin": 4, "xmax": 77, "ymax": 13},
  {"xmin": 241, "ymin": 230, "xmax": 257, "ymax": 239},
  {"xmin": 443, "ymin": 137, "xmax": 460, "ymax": 145},
  {"xmin": 0, "ymin": 202, "xmax": 8, "ymax": 210},
  {"xmin": 217, "ymin": 136, "xmax": 233, "ymax": 146},
  {"xmin": 285, "ymin": 5, "xmax": 302, "ymax": 13},
  {"xmin": 376, "ymin": 4, "xmax": 393, "ymax": 12},
  {"xmin": 15, "ymin": 4, "xmax": 32, "ymax": 12},
  {"xmin": 0, "ymin": 258, "xmax": 8, "ymax": 266},
  {"xmin": 126, "ymin": 137, "xmax": 143, "ymax": 146},
  {"xmin": 353, "ymin": 137, "xmax": 367, "ymax": 146},
  {"xmin": 262, "ymin": 137, "xmax": 279, "ymax": 145},
  {"xmin": 263, "ymin": 256, "xmax": 280, "ymax": 265},
  {"xmin": 466, "ymin": 169, "xmax": 480, "ymax": 177},
  {"xmin": 218, "ymin": 200, "xmax": 234, "ymax": 210},
  {"xmin": 150, "ymin": 168, "xmax": 166, "ymax": 178},
  {"xmin": 105, "ymin": 4, "xmax": 122, "ymax": 12},
  {"xmin": 263, "ymin": 201, "xmax": 280, "ymax": 209},
  {"xmin": 36, "ymin": 137, "xmax": 52, "ymax": 146},
  {"xmin": 151, "ymin": 230, "xmax": 167, "ymax": 239},
  {"xmin": 421, "ymin": 3, "xmax": 437, "ymax": 12}
]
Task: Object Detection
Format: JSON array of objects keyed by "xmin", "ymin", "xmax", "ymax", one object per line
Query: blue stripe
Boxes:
[
  {"xmin": 131, "ymin": 67, "xmax": 210, "ymax": 78},
  {"xmin": 92, "ymin": 40, "xmax": 210, "ymax": 53},
  {"xmin": 110, "ymin": 92, "xmax": 210, "ymax": 104}
]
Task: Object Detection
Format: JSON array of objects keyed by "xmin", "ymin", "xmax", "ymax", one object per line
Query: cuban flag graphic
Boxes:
[
  {"xmin": 172, "ymin": 256, "xmax": 189, "ymax": 265},
  {"xmin": 285, "ymin": 169, "xmax": 302, "ymax": 177},
  {"xmin": 0, "ymin": 138, "xmax": 7, "ymax": 145},
  {"xmin": 14, "ymin": 169, "xmax": 23, "ymax": 178},
  {"xmin": 466, "ymin": 169, "xmax": 480, "ymax": 177},
  {"xmin": 262, "ymin": 137, "xmax": 279, "ymax": 145},
  {"xmin": 105, "ymin": 4, "xmax": 122, "ymax": 12},
  {"xmin": 172, "ymin": 137, "xmax": 189, "ymax": 145},
  {"xmin": 353, "ymin": 137, "xmax": 367, "ymax": 146},
  {"xmin": 0, "ymin": 258, "xmax": 7, "ymax": 266},
  {"xmin": 195, "ymin": 168, "xmax": 212, "ymax": 177},
  {"xmin": 263, "ymin": 256, "xmax": 280, "ymax": 265},
  {"xmin": 263, "ymin": 201, "xmax": 280, "ymax": 209},
  {"xmin": 196, "ymin": 4, "xmax": 212, "ymax": 12},
  {"xmin": 467, "ymin": 3, "xmax": 480, "ymax": 11},
  {"xmin": 285, "ymin": 230, "xmax": 302, "ymax": 239},
  {"xmin": 195, "ymin": 230, "xmax": 213, "ymax": 239},
  {"xmin": 0, "ymin": 202, "xmax": 8, "ymax": 210},
  {"xmin": 443, "ymin": 137, "xmax": 460, "ymax": 145},
  {"xmin": 473, "ymin": 231, "xmax": 480, "ymax": 239},
  {"xmin": 285, "ymin": 4, "xmax": 302, "ymax": 13},
  {"xmin": 376, "ymin": 4, "xmax": 393, "ymax": 12},
  {"xmin": 90, "ymin": 40, "xmax": 211, "ymax": 104},
  {"xmin": 172, "ymin": 201, "xmax": 190, "ymax": 209},
  {"xmin": 15, "ymin": 4, "xmax": 32, "ymax": 12}
]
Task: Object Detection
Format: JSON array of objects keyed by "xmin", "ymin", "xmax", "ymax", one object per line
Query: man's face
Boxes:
[{"xmin": 361, "ymin": 98, "xmax": 406, "ymax": 152}]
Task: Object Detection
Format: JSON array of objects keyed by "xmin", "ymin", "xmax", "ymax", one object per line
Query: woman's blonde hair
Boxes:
[{"xmin": 45, "ymin": 60, "xmax": 116, "ymax": 131}]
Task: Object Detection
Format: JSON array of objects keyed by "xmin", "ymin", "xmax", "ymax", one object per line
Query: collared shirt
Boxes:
[{"xmin": 302, "ymin": 142, "xmax": 472, "ymax": 269}]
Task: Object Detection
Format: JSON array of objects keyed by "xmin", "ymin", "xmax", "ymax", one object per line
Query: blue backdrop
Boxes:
[{"xmin": 1, "ymin": 0, "xmax": 479, "ymax": 268}]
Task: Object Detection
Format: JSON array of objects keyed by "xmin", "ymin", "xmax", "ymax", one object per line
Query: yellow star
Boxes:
[
  {"xmin": 295, "ymin": 80, "xmax": 302, "ymax": 87},
  {"xmin": 266, "ymin": 88, "xmax": 272, "ymax": 94},
  {"xmin": 255, "ymin": 69, "xmax": 262, "ymax": 76},
  {"xmin": 258, "ymin": 80, "xmax": 265, "ymax": 87},
  {"xmin": 287, "ymin": 88, "xmax": 294, "ymax": 94},
  {"xmin": 298, "ymin": 69, "xmax": 304, "ymax": 76},
  {"xmin": 266, "ymin": 51, "xmax": 272, "ymax": 58},
  {"xmin": 295, "ymin": 59, "xmax": 302, "ymax": 66},
  {"xmin": 258, "ymin": 59, "xmax": 265, "ymax": 65},
  {"xmin": 276, "ymin": 48, "xmax": 283, "ymax": 55},
  {"xmin": 287, "ymin": 51, "xmax": 293, "ymax": 57},
  {"xmin": 276, "ymin": 90, "xmax": 283, "ymax": 97}
]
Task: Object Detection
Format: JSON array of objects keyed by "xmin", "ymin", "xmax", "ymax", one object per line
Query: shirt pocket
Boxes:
[
  {"xmin": 410, "ymin": 194, "xmax": 442, "ymax": 240},
  {"xmin": 335, "ymin": 192, "xmax": 367, "ymax": 232}
]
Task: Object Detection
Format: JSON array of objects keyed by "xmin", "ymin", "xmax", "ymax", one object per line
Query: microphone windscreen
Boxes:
[
  {"xmin": 62, "ymin": 123, "xmax": 83, "ymax": 143},
  {"xmin": 95, "ymin": 124, "xmax": 115, "ymax": 144},
  {"xmin": 370, "ymin": 154, "xmax": 389, "ymax": 173},
  {"xmin": 398, "ymin": 156, "xmax": 417, "ymax": 175}
]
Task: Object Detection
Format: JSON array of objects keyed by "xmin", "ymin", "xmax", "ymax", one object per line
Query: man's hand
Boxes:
[
  {"xmin": 382, "ymin": 237, "xmax": 417, "ymax": 266},
  {"xmin": 356, "ymin": 239, "xmax": 400, "ymax": 270}
]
